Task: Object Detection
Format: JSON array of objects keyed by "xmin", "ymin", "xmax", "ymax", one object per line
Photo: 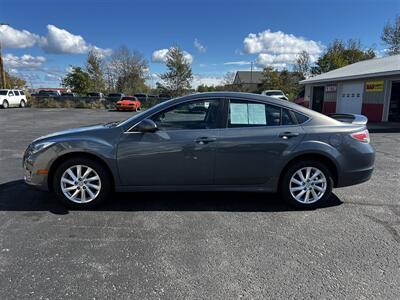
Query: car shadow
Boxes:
[{"xmin": 0, "ymin": 180, "xmax": 343, "ymax": 215}]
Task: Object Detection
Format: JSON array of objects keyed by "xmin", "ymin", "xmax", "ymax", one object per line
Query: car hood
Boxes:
[{"xmin": 32, "ymin": 124, "xmax": 110, "ymax": 143}]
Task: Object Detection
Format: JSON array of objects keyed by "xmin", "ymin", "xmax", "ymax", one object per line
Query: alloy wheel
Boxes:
[
  {"xmin": 60, "ymin": 165, "xmax": 102, "ymax": 203},
  {"xmin": 289, "ymin": 167, "xmax": 327, "ymax": 204}
]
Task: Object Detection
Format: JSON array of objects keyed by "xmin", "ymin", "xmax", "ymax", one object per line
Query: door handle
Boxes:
[
  {"xmin": 195, "ymin": 137, "xmax": 217, "ymax": 144},
  {"xmin": 279, "ymin": 132, "xmax": 299, "ymax": 139}
]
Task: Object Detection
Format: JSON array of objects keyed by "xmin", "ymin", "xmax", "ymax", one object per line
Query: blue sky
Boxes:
[{"xmin": 0, "ymin": 0, "xmax": 398, "ymax": 88}]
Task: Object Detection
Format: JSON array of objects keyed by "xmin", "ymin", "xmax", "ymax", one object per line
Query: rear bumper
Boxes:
[{"xmin": 336, "ymin": 167, "xmax": 374, "ymax": 187}]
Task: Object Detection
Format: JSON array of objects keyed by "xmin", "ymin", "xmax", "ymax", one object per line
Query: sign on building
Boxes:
[
  {"xmin": 366, "ymin": 80, "xmax": 384, "ymax": 92},
  {"xmin": 325, "ymin": 85, "xmax": 337, "ymax": 93}
]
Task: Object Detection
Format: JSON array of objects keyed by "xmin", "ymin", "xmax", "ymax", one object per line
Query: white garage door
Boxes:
[{"xmin": 337, "ymin": 82, "xmax": 363, "ymax": 114}]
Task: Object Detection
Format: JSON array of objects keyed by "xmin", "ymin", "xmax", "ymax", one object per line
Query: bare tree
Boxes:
[
  {"xmin": 106, "ymin": 46, "xmax": 149, "ymax": 94},
  {"xmin": 294, "ymin": 51, "xmax": 311, "ymax": 79},
  {"xmin": 222, "ymin": 71, "xmax": 236, "ymax": 85},
  {"xmin": 381, "ymin": 16, "xmax": 400, "ymax": 55}
]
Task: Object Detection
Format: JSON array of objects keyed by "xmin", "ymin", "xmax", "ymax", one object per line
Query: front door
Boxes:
[
  {"xmin": 337, "ymin": 82, "xmax": 363, "ymax": 114},
  {"xmin": 117, "ymin": 98, "xmax": 224, "ymax": 186},
  {"xmin": 214, "ymin": 98, "xmax": 304, "ymax": 186},
  {"xmin": 312, "ymin": 86, "xmax": 324, "ymax": 112}
]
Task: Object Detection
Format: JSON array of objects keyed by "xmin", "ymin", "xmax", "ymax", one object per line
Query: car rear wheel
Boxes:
[
  {"xmin": 280, "ymin": 160, "xmax": 333, "ymax": 209},
  {"xmin": 53, "ymin": 158, "xmax": 111, "ymax": 208},
  {"xmin": 20, "ymin": 100, "xmax": 26, "ymax": 108},
  {"xmin": 2, "ymin": 100, "xmax": 9, "ymax": 109}
]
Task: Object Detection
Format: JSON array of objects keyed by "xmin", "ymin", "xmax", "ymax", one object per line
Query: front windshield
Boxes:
[{"xmin": 0, "ymin": 91, "xmax": 7, "ymax": 95}]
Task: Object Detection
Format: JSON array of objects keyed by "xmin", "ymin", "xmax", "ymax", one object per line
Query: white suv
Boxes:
[
  {"xmin": 261, "ymin": 90, "xmax": 288, "ymax": 101},
  {"xmin": 0, "ymin": 89, "xmax": 28, "ymax": 108}
]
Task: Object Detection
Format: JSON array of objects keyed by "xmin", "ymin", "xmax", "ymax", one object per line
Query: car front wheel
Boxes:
[
  {"xmin": 2, "ymin": 100, "xmax": 9, "ymax": 109},
  {"xmin": 280, "ymin": 160, "xmax": 333, "ymax": 208},
  {"xmin": 53, "ymin": 158, "xmax": 111, "ymax": 208}
]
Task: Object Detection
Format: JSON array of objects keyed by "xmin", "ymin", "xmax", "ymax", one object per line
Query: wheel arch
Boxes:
[
  {"xmin": 48, "ymin": 152, "xmax": 115, "ymax": 192},
  {"xmin": 278, "ymin": 153, "xmax": 339, "ymax": 188}
]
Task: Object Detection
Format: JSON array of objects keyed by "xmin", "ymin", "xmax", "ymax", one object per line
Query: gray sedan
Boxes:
[{"xmin": 23, "ymin": 92, "xmax": 375, "ymax": 209}]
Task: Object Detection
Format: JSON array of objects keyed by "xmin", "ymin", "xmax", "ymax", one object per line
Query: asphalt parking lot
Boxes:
[{"xmin": 0, "ymin": 108, "xmax": 400, "ymax": 299}]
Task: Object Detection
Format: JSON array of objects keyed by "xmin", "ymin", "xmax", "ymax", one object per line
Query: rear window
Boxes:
[
  {"xmin": 20, "ymin": 91, "xmax": 25, "ymax": 95},
  {"xmin": 266, "ymin": 91, "xmax": 283, "ymax": 96},
  {"xmin": 108, "ymin": 94, "xmax": 121, "ymax": 97},
  {"xmin": 122, "ymin": 97, "xmax": 137, "ymax": 101},
  {"xmin": 293, "ymin": 111, "xmax": 310, "ymax": 124}
]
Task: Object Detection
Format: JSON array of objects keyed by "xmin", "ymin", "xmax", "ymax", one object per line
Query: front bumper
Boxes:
[{"xmin": 23, "ymin": 146, "xmax": 50, "ymax": 191}]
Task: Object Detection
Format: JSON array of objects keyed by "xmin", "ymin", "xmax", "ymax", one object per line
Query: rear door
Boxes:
[
  {"xmin": 12, "ymin": 90, "xmax": 20, "ymax": 106},
  {"xmin": 214, "ymin": 98, "xmax": 305, "ymax": 186}
]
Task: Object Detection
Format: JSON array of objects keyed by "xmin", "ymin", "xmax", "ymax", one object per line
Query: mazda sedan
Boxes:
[{"xmin": 23, "ymin": 92, "xmax": 375, "ymax": 209}]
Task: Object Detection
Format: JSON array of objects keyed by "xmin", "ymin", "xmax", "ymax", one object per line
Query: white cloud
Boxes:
[
  {"xmin": 192, "ymin": 75, "xmax": 223, "ymax": 88},
  {"xmin": 194, "ymin": 38, "xmax": 207, "ymax": 53},
  {"xmin": 39, "ymin": 25, "xmax": 111, "ymax": 55},
  {"xmin": 3, "ymin": 54, "xmax": 46, "ymax": 70},
  {"xmin": 224, "ymin": 61, "xmax": 252, "ymax": 66},
  {"xmin": 0, "ymin": 25, "xmax": 39, "ymax": 48},
  {"xmin": 243, "ymin": 29, "xmax": 323, "ymax": 67},
  {"xmin": 152, "ymin": 48, "xmax": 193, "ymax": 64},
  {"xmin": 0, "ymin": 24, "xmax": 111, "ymax": 56}
]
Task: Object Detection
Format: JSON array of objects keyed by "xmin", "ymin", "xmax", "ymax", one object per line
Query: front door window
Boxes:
[{"xmin": 151, "ymin": 99, "xmax": 223, "ymax": 130}]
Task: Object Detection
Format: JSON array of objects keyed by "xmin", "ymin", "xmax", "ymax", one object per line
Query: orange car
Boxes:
[{"xmin": 116, "ymin": 96, "xmax": 141, "ymax": 111}]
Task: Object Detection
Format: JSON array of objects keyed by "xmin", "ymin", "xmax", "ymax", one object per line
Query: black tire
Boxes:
[
  {"xmin": 280, "ymin": 160, "xmax": 333, "ymax": 209},
  {"xmin": 53, "ymin": 157, "xmax": 111, "ymax": 209},
  {"xmin": 2, "ymin": 100, "xmax": 9, "ymax": 109},
  {"xmin": 20, "ymin": 100, "xmax": 26, "ymax": 108}
]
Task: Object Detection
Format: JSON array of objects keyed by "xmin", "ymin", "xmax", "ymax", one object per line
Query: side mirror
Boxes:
[{"xmin": 134, "ymin": 119, "xmax": 158, "ymax": 133}]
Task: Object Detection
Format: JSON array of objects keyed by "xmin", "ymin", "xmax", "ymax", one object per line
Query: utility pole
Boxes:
[
  {"xmin": 250, "ymin": 61, "xmax": 253, "ymax": 84},
  {"xmin": 0, "ymin": 23, "xmax": 9, "ymax": 89}
]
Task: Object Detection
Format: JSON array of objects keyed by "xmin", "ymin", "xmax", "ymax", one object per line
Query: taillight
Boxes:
[{"xmin": 351, "ymin": 129, "xmax": 370, "ymax": 143}]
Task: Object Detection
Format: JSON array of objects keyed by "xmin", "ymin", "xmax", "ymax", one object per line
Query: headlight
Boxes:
[{"xmin": 31, "ymin": 141, "xmax": 55, "ymax": 154}]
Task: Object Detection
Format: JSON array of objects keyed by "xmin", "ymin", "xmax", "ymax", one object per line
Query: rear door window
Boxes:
[
  {"xmin": 228, "ymin": 99, "xmax": 293, "ymax": 127},
  {"xmin": 14, "ymin": 91, "xmax": 20, "ymax": 96}
]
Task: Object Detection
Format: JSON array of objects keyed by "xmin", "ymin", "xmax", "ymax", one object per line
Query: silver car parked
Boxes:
[{"xmin": 23, "ymin": 92, "xmax": 375, "ymax": 209}]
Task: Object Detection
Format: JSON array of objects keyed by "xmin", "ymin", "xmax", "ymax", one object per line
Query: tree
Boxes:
[
  {"xmin": 381, "ymin": 16, "xmax": 400, "ymax": 55},
  {"xmin": 312, "ymin": 39, "xmax": 375, "ymax": 74},
  {"xmin": 158, "ymin": 46, "xmax": 193, "ymax": 97},
  {"xmin": 4, "ymin": 70, "xmax": 26, "ymax": 89},
  {"xmin": 62, "ymin": 66, "xmax": 91, "ymax": 94},
  {"xmin": 294, "ymin": 51, "xmax": 311, "ymax": 79},
  {"xmin": 260, "ymin": 67, "xmax": 303, "ymax": 100},
  {"xmin": 222, "ymin": 71, "xmax": 236, "ymax": 85},
  {"xmin": 86, "ymin": 50, "xmax": 105, "ymax": 92},
  {"xmin": 106, "ymin": 46, "xmax": 149, "ymax": 94}
]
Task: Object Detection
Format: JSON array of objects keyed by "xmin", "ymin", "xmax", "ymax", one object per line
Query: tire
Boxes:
[
  {"xmin": 20, "ymin": 100, "xmax": 26, "ymax": 108},
  {"xmin": 2, "ymin": 100, "xmax": 9, "ymax": 109},
  {"xmin": 280, "ymin": 160, "xmax": 333, "ymax": 209},
  {"xmin": 53, "ymin": 157, "xmax": 111, "ymax": 209}
]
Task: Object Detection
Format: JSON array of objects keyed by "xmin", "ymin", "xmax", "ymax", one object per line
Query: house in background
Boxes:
[
  {"xmin": 300, "ymin": 55, "xmax": 400, "ymax": 122},
  {"xmin": 233, "ymin": 71, "xmax": 263, "ymax": 92}
]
